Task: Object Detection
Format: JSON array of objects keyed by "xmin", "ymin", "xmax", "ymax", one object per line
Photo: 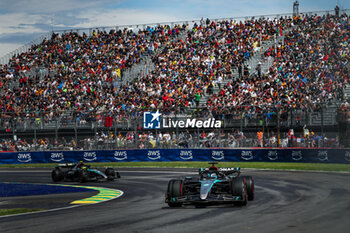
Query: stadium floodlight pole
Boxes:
[
  {"xmin": 51, "ymin": 16, "xmax": 54, "ymax": 33},
  {"xmin": 293, "ymin": 1, "xmax": 299, "ymax": 17},
  {"xmin": 274, "ymin": 34, "xmax": 277, "ymax": 54}
]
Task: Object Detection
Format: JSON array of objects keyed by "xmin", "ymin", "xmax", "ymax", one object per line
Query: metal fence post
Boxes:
[
  {"xmin": 277, "ymin": 106, "xmax": 280, "ymax": 147},
  {"xmin": 55, "ymin": 117, "xmax": 58, "ymax": 143},
  {"xmin": 321, "ymin": 104, "xmax": 324, "ymax": 147},
  {"xmin": 74, "ymin": 119, "xmax": 78, "ymax": 148},
  {"xmin": 34, "ymin": 128, "xmax": 37, "ymax": 151},
  {"xmin": 135, "ymin": 119, "xmax": 138, "ymax": 149}
]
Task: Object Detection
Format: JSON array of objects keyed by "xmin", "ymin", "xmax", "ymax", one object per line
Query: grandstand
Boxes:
[{"xmin": 0, "ymin": 7, "xmax": 349, "ymax": 152}]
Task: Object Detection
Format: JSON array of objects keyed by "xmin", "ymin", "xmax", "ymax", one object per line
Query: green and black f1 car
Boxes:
[
  {"xmin": 165, "ymin": 162, "xmax": 254, "ymax": 207},
  {"xmin": 51, "ymin": 162, "xmax": 120, "ymax": 183}
]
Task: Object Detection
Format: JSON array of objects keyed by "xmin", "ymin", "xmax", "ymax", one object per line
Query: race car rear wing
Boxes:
[
  {"xmin": 219, "ymin": 167, "xmax": 241, "ymax": 175},
  {"xmin": 201, "ymin": 167, "xmax": 241, "ymax": 175},
  {"xmin": 219, "ymin": 167, "xmax": 240, "ymax": 172},
  {"xmin": 56, "ymin": 163, "xmax": 75, "ymax": 168}
]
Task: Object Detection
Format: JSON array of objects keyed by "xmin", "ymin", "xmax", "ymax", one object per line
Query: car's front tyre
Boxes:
[
  {"xmin": 167, "ymin": 179, "xmax": 183, "ymax": 207},
  {"xmin": 242, "ymin": 176, "xmax": 254, "ymax": 201},
  {"xmin": 51, "ymin": 168, "xmax": 64, "ymax": 182},
  {"xmin": 231, "ymin": 177, "xmax": 247, "ymax": 206},
  {"xmin": 105, "ymin": 168, "xmax": 115, "ymax": 180},
  {"xmin": 79, "ymin": 170, "xmax": 88, "ymax": 183}
]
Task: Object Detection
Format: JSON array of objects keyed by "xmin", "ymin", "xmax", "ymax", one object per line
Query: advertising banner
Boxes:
[{"xmin": 1, "ymin": 149, "xmax": 350, "ymax": 164}]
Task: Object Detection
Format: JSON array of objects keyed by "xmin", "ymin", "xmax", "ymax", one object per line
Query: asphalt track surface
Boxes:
[{"xmin": 0, "ymin": 168, "xmax": 349, "ymax": 233}]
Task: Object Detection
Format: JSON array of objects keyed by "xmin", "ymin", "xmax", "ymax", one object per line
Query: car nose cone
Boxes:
[{"xmin": 200, "ymin": 180, "xmax": 214, "ymax": 200}]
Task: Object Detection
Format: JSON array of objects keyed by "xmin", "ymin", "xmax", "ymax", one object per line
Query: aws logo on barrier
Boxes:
[
  {"xmin": 212, "ymin": 151, "xmax": 224, "ymax": 160},
  {"xmin": 345, "ymin": 151, "xmax": 350, "ymax": 162},
  {"xmin": 180, "ymin": 150, "xmax": 193, "ymax": 160},
  {"xmin": 292, "ymin": 151, "xmax": 303, "ymax": 161},
  {"xmin": 267, "ymin": 151, "xmax": 278, "ymax": 161},
  {"xmin": 114, "ymin": 151, "xmax": 128, "ymax": 160},
  {"xmin": 17, "ymin": 153, "xmax": 31, "ymax": 163},
  {"xmin": 317, "ymin": 151, "xmax": 328, "ymax": 162},
  {"xmin": 148, "ymin": 150, "xmax": 161, "ymax": 160},
  {"xmin": 241, "ymin": 151, "xmax": 253, "ymax": 160},
  {"xmin": 51, "ymin": 152, "xmax": 64, "ymax": 162},
  {"xmin": 84, "ymin": 152, "xmax": 97, "ymax": 161}
]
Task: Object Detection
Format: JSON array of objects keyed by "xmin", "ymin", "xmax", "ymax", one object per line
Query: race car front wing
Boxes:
[{"xmin": 166, "ymin": 194, "xmax": 244, "ymax": 204}]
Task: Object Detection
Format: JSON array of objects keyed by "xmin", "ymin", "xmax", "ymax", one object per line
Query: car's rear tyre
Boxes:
[
  {"xmin": 242, "ymin": 176, "xmax": 254, "ymax": 201},
  {"xmin": 51, "ymin": 168, "xmax": 64, "ymax": 182},
  {"xmin": 105, "ymin": 168, "xmax": 115, "ymax": 180},
  {"xmin": 231, "ymin": 178, "xmax": 247, "ymax": 206},
  {"xmin": 167, "ymin": 179, "xmax": 183, "ymax": 207},
  {"xmin": 79, "ymin": 170, "xmax": 88, "ymax": 183}
]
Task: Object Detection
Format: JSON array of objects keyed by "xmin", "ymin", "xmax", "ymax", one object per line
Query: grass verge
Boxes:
[
  {"xmin": 0, "ymin": 208, "xmax": 44, "ymax": 216},
  {"xmin": 0, "ymin": 162, "xmax": 349, "ymax": 172}
]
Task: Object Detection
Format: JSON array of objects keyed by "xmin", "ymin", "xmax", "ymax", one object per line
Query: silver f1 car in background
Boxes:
[{"xmin": 51, "ymin": 162, "xmax": 120, "ymax": 183}]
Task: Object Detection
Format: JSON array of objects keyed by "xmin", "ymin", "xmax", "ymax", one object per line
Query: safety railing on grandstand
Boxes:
[
  {"xmin": 1, "ymin": 8, "xmax": 349, "ymax": 65},
  {"xmin": 0, "ymin": 104, "xmax": 343, "ymax": 129},
  {"xmin": 0, "ymin": 128, "xmax": 342, "ymax": 152},
  {"xmin": 0, "ymin": 104, "xmax": 348, "ymax": 151}
]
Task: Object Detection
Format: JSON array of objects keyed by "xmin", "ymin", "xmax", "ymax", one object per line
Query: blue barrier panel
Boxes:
[{"xmin": 1, "ymin": 149, "xmax": 350, "ymax": 164}]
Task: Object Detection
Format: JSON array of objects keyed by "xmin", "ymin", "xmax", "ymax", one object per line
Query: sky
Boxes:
[{"xmin": 0, "ymin": 0, "xmax": 349, "ymax": 59}]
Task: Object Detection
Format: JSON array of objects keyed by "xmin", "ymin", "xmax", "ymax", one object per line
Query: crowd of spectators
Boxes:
[
  {"xmin": 1, "ymin": 16, "xmax": 295, "ymax": 118},
  {"xmin": 0, "ymin": 13, "xmax": 349, "ymax": 150},
  {"xmin": 0, "ymin": 24, "xmax": 184, "ymax": 118},
  {"xmin": 115, "ymin": 16, "xmax": 293, "ymax": 113},
  {"xmin": 0, "ymin": 137, "xmax": 78, "ymax": 152},
  {"xmin": 207, "ymin": 14, "xmax": 349, "ymax": 115},
  {"xmin": 338, "ymin": 100, "xmax": 350, "ymax": 121},
  {"xmin": 0, "ymin": 128, "xmax": 340, "ymax": 152},
  {"xmin": 1, "ymin": 14, "xmax": 348, "ymax": 120}
]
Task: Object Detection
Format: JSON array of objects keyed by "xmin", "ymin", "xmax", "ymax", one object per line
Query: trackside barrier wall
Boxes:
[{"xmin": 1, "ymin": 149, "xmax": 350, "ymax": 164}]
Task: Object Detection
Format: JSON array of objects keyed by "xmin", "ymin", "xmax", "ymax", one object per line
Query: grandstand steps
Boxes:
[
  {"xmin": 243, "ymin": 26, "xmax": 295, "ymax": 75},
  {"xmin": 119, "ymin": 31, "xmax": 187, "ymax": 89},
  {"xmin": 309, "ymin": 105, "xmax": 339, "ymax": 126},
  {"xmin": 207, "ymin": 26, "xmax": 295, "ymax": 100},
  {"xmin": 199, "ymin": 98, "xmax": 208, "ymax": 107},
  {"xmin": 344, "ymin": 84, "xmax": 350, "ymax": 100},
  {"xmin": 200, "ymin": 33, "xmax": 281, "ymax": 100},
  {"xmin": 119, "ymin": 54, "xmax": 155, "ymax": 88}
]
